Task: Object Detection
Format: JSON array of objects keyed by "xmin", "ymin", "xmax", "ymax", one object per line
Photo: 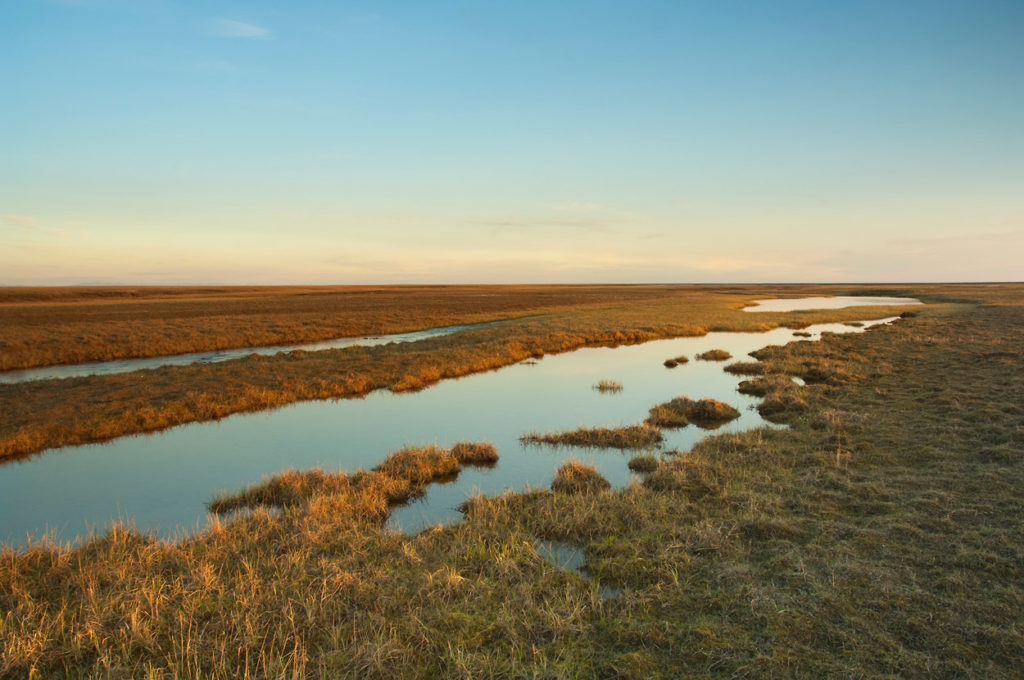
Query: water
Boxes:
[
  {"xmin": 0, "ymin": 317, "xmax": 897, "ymax": 549},
  {"xmin": 0, "ymin": 322, "xmax": 492, "ymax": 385},
  {"xmin": 744, "ymin": 296, "xmax": 921, "ymax": 312}
]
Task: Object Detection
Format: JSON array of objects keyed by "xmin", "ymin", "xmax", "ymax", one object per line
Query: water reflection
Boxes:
[
  {"xmin": 743, "ymin": 296, "xmax": 920, "ymax": 312},
  {"xmin": 0, "ymin": 318, "xmax": 896, "ymax": 548},
  {"xmin": 0, "ymin": 322, "xmax": 492, "ymax": 385}
]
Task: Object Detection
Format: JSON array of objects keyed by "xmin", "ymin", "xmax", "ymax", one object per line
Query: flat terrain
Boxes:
[
  {"xmin": 0, "ymin": 284, "xmax": 757, "ymax": 370},
  {"xmin": 1, "ymin": 284, "xmax": 1021, "ymax": 677},
  {"xmin": 0, "ymin": 284, "xmax": 940, "ymax": 460}
]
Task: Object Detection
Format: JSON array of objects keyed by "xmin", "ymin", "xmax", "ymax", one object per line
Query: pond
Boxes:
[
  {"xmin": 744, "ymin": 295, "xmax": 921, "ymax": 312},
  {"xmin": 0, "ymin": 315, "xmax": 899, "ymax": 549}
]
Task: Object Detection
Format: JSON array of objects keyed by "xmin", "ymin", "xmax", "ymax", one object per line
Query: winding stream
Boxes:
[{"xmin": 1, "ymin": 314, "xmax": 903, "ymax": 549}]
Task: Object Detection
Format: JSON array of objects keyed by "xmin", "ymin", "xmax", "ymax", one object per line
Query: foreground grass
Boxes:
[
  {"xmin": 2, "ymin": 295, "xmax": 1024, "ymax": 676},
  {"xmin": 0, "ymin": 284, "xmax": 939, "ymax": 460}
]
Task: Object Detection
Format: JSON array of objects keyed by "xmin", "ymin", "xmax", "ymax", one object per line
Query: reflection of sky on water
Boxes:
[{"xmin": 1, "ymin": 317, "xmax": 896, "ymax": 548}]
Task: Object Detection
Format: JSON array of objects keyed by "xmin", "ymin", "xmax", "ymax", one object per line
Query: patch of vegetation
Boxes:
[
  {"xmin": 696, "ymin": 349, "xmax": 731, "ymax": 361},
  {"xmin": 662, "ymin": 355, "xmax": 688, "ymax": 368},
  {"xmin": 4, "ymin": 295, "xmax": 1024, "ymax": 677},
  {"xmin": 1, "ymin": 284, "xmax": 957, "ymax": 460},
  {"xmin": 594, "ymin": 380, "xmax": 623, "ymax": 393},
  {"xmin": 551, "ymin": 461, "xmax": 611, "ymax": 494},
  {"xmin": 723, "ymin": 361, "xmax": 765, "ymax": 376},
  {"xmin": 521, "ymin": 425, "xmax": 663, "ymax": 449},
  {"xmin": 451, "ymin": 441, "xmax": 499, "ymax": 466},
  {"xmin": 627, "ymin": 455, "xmax": 659, "ymax": 473},
  {"xmin": 793, "ymin": 331, "xmax": 813, "ymax": 337},
  {"xmin": 646, "ymin": 397, "xmax": 740, "ymax": 429}
]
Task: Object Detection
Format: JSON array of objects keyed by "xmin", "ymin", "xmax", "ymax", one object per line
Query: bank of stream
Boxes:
[{"xmin": 0, "ymin": 308, "xmax": 907, "ymax": 549}]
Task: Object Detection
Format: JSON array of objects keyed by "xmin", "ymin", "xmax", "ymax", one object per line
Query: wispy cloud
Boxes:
[
  {"xmin": 208, "ymin": 19, "xmax": 272, "ymax": 40},
  {"xmin": 471, "ymin": 218, "xmax": 618, "ymax": 234},
  {"xmin": 552, "ymin": 201, "xmax": 604, "ymax": 213},
  {"xmin": 0, "ymin": 214, "xmax": 40, "ymax": 230}
]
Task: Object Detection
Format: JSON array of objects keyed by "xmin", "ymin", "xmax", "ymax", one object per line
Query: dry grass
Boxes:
[
  {"xmin": 521, "ymin": 425, "xmax": 663, "ymax": 450},
  {"xmin": 645, "ymin": 397, "xmax": 740, "ymax": 429},
  {"xmin": 626, "ymin": 455, "xmax": 659, "ymax": 473},
  {"xmin": 2, "ymin": 289, "xmax": 1024, "ymax": 677},
  {"xmin": 662, "ymin": 355, "xmax": 689, "ymax": 368},
  {"xmin": 450, "ymin": 442, "xmax": 499, "ymax": 466},
  {"xmin": 723, "ymin": 360, "xmax": 765, "ymax": 375},
  {"xmin": 696, "ymin": 349, "xmax": 732, "ymax": 361},
  {"xmin": 0, "ymin": 285, "xmax": 951, "ymax": 460},
  {"xmin": 551, "ymin": 461, "xmax": 611, "ymax": 494},
  {"xmin": 593, "ymin": 380, "xmax": 624, "ymax": 394}
]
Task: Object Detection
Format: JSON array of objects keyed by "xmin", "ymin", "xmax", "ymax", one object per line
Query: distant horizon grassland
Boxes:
[
  {"xmin": 2, "ymin": 290, "xmax": 1021, "ymax": 677},
  {"xmin": 0, "ymin": 283, "xmax": 963, "ymax": 460},
  {"xmin": 0, "ymin": 282, "xmax": 994, "ymax": 371}
]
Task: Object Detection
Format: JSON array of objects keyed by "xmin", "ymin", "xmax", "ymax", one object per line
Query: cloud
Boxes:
[
  {"xmin": 1, "ymin": 214, "xmax": 41, "ymax": 230},
  {"xmin": 552, "ymin": 202, "xmax": 604, "ymax": 213},
  {"xmin": 208, "ymin": 19, "xmax": 272, "ymax": 40},
  {"xmin": 471, "ymin": 218, "xmax": 618, "ymax": 234}
]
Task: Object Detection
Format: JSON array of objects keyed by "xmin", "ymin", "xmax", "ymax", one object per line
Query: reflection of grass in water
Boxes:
[
  {"xmin": 521, "ymin": 425, "xmax": 663, "ymax": 450},
  {"xmin": 723, "ymin": 361, "xmax": 765, "ymax": 375},
  {"xmin": 1, "ymin": 285, "xmax": 938, "ymax": 460},
  {"xmin": 696, "ymin": 349, "xmax": 732, "ymax": 361},
  {"xmin": 645, "ymin": 397, "xmax": 740, "ymax": 429},
  {"xmin": 6, "ymin": 295, "xmax": 1024, "ymax": 677},
  {"xmin": 593, "ymin": 379, "xmax": 623, "ymax": 394}
]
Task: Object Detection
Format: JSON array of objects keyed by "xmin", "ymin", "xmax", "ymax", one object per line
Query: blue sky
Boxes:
[{"xmin": 3, "ymin": 0, "xmax": 1022, "ymax": 284}]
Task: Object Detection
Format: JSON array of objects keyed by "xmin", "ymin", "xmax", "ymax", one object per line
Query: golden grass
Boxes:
[
  {"xmin": 662, "ymin": 355, "xmax": 689, "ymax": 368},
  {"xmin": 593, "ymin": 380, "xmax": 624, "ymax": 394},
  {"xmin": 696, "ymin": 349, "xmax": 731, "ymax": 361},
  {"xmin": 551, "ymin": 461, "xmax": 611, "ymax": 494},
  {"xmin": 521, "ymin": 425, "xmax": 664, "ymax": 450},
  {"xmin": 723, "ymin": 360, "xmax": 765, "ymax": 375},
  {"xmin": 645, "ymin": 397, "xmax": 740, "ymax": 429},
  {"xmin": 0, "ymin": 284, "xmax": 963, "ymax": 460},
  {"xmin": 2, "ymin": 290, "xmax": 1024, "ymax": 676}
]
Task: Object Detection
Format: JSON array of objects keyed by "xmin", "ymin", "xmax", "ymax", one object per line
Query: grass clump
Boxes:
[
  {"xmin": 697, "ymin": 349, "xmax": 731, "ymax": 361},
  {"xmin": 793, "ymin": 331, "xmax": 813, "ymax": 337},
  {"xmin": 450, "ymin": 441, "xmax": 499, "ymax": 465},
  {"xmin": 646, "ymin": 397, "xmax": 740, "ymax": 429},
  {"xmin": 663, "ymin": 355, "xmax": 689, "ymax": 368},
  {"xmin": 374, "ymin": 445, "xmax": 460, "ymax": 486},
  {"xmin": 594, "ymin": 380, "xmax": 623, "ymax": 393},
  {"xmin": 642, "ymin": 458, "xmax": 718, "ymax": 498},
  {"xmin": 521, "ymin": 425, "xmax": 663, "ymax": 449},
  {"xmin": 627, "ymin": 455, "xmax": 659, "ymax": 473},
  {"xmin": 551, "ymin": 460, "xmax": 611, "ymax": 494},
  {"xmin": 723, "ymin": 361, "xmax": 765, "ymax": 376}
]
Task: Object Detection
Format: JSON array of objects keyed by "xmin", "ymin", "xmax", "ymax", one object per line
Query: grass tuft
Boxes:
[
  {"xmin": 551, "ymin": 461, "xmax": 611, "ymax": 494},
  {"xmin": 521, "ymin": 425, "xmax": 663, "ymax": 449},
  {"xmin": 723, "ymin": 361, "xmax": 765, "ymax": 376},
  {"xmin": 593, "ymin": 380, "xmax": 624, "ymax": 394},
  {"xmin": 696, "ymin": 349, "xmax": 731, "ymax": 361},
  {"xmin": 450, "ymin": 441, "xmax": 499, "ymax": 466},
  {"xmin": 663, "ymin": 355, "xmax": 689, "ymax": 368},
  {"xmin": 627, "ymin": 455, "xmax": 659, "ymax": 473},
  {"xmin": 646, "ymin": 397, "xmax": 740, "ymax": 429}
]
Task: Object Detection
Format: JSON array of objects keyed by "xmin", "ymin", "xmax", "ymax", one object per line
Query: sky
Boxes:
[{"xmin": 2, "ymin": 0, "xmax": 1023, "ymax": 285}]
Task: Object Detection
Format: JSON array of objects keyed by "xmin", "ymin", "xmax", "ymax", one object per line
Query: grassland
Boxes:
[
  {"xmin": 2, "ymin": 285, "xmax": 1022, "ymax": 677},
  {"xmin": 0, "ymin": 284, "xmax": 942, "ymax": 460}
]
